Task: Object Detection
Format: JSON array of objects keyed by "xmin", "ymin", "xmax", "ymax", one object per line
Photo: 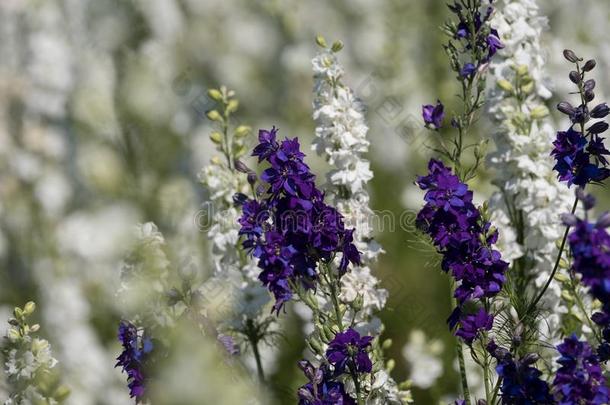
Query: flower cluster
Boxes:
[
  {"xmin": 447, "ymin": 0, "xmax": 504, "ymax": 78},
  {"xmin": 297, "ymin": 360, "xmax": 354, "ymax": 405},
  {"xmin": 115, "ymin": 321, "xmax": 153, "ymax": 403},
  {"xmin": 564, "ymin": 192, "xmax": 610, "ymax": 359},
  {"xmin": 486, "ymin": 0, "xmax": 578, "ymax": 345},
  {"xmin": 237, "ymin": 128, "xmax": 361, "ymax": 314},
  {"xmin": 552, "ymin": 334, "xmax": 608, "ymax": 404},
  {"xmin": 312, "ymin": 41, "xmax": 387, "ymax": 321},
  {"xmin": 553, "ymin": 51, "xmax": 610, "ymax": 186},
  {"xmin": 487, "ymin": 341, "xmax": 553, "ymax": 404},
  {"xmin": 2, "ymin": 302, "xmax": 69, "ymax": 404},
  {"xmin": 416, "ymin": 159, "xmax": 508, "ymax": 344},
  {"xmin": 325, "ymin": 328, "xmax": 373, "ymax": 375}
]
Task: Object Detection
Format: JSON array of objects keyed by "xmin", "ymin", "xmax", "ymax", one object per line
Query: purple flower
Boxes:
[
  {"xmin": 326, "ymin": 328, "xmax": 373, "ymax": 374},
  {"xmin": 460, "ymin": 63, "xmax": 477, "ymax": 78},
  {"xmin": 416, "ymin": 159, "xmax": 507, "ymax": 342},
  {"xmin": 115, "ymin": 321, "xmax": 152, "ymax": 402},
  {"xmin": 422, "ymin": 100, "xmax": 445, "ymax": 129},
  {"xmin": 454, "ymin": 308, "xmax": 493, "ymax": 345},
  {"xmin": 551, "ymin": 127, "xmax": 610, "ymax": 186},
  {"xmin": 238, "ymin": 128, "xmax": 361, "ymax": 313},
  {"xmin": 297, "ymin": 360, "xmax": 355, "ymax": 405},
  {"xmin": 488, "ymin": 342, "xmax": 553, "ymax": 404},
  {"xmin": 552, "ymin": 335, "xmax": 608, "ymax": 404},
  {"xmin": 565, "ymin": 194, "xmax": 610, "ymax": 359}
]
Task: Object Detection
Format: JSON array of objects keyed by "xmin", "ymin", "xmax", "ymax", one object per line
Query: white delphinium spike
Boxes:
[
  {"xmin": 312, "ymin": 39, "xmax": 411, "ymax": 404},
  {"xmin": 2, "ymin": 302, "xmax": 69, "ymax": 405},
  {"xmin": 312, "ymin": 45, "xmax": 386, "ymax": 319},
  {"xmin": 487, "ymin": 0, "xmax": 586, "ymax": 341}
]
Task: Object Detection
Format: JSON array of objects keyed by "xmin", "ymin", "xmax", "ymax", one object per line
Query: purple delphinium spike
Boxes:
[
  {"xmin": 116, "ymin": 321, "xmax": 153, "ymax": 402},
  {"xmin": 564, "ymin": 190, "xmax": 610, "ymax": 360},
  {"xmin": 416, "ymin": 158, "xmax": 507, "ymax": 343},
  {"xmin": 237, "ymin": 128, "xmax": 361, "ymax": 314},
  {"xmin": 325, "ymin": 328, "xmax": 373, "ymax": 374},
  {"xmin": 552, "ymin": 334, "xmax": 608, "ymax": 404},
  {"xmin": 422, "ymin": 100, "xmax": 445, "ymax": 130},
  {"xmin": 553, "ymin": 51, "xmax": 610, "ymax": 187}
]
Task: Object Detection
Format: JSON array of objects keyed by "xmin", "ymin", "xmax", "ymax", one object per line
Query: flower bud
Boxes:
[
  {"xmin": 569, "ymin": 70, "xmax": 581, "ymax": 84},
  {"xmin": 209, "ymin": 131, "xmax": 223, "ymax": 144},
  {"xmin": 226, "ymin": 99, "xmax": 239, "ymax": 114},
  {"xmin": 530, "ymin": 105, "xmax": 549, "ymax": 119},
  {"xmin": 234, "ymin": 125, "xmax": 251, "ymax": 138},
  {"xmin": 30, "ymin": 324, "xmax": 40, "ymax": 332},
  {"xmin": 563, "ymin": 49, "xmax": 580, "ymax": 63},
  {"xmin": 584, "ymin": 90, "xmax": 595, "ymax": 102},
  {"xmin": 207, "ymin": 89, "xmax": 223, "ymax": 102},
  {"xmin": 497, "ymin": 79, "xmax": 513, "ymax": 92},
  {"xmin": 588, "ymin": 121, "xmax": 608, "ymax": 134},
  {"xmin": 583, "ymin": 59, "xmax": 597, "ymax": 72},
  {"xmin": 382, "ymin": 339, "xmax": 392, "ymax": 350},
  {"xmin": 247, "ymin": 172, "xmax": 257, "ymax": 186},
  {"xmin": 561, "ymin": 213, "xmax": 579, "ymax": 226},
  {"xmin": 386, "ymin": 359, "xmax": 395, "ymax": 372},
  {"xmin": 584, "ymin": 79, "xmax": 596, "ymax": 92},
  {"xmin": 23, "ymin": 301, "xmax": 36, "ymax": 315},
  {"xmin": 206, "ymin": 110, "xmax": 223, "ymax": 122},
  {"xmin": 315, "ymin": 35, "xmax": 327, "ymax": 48},
  {"xmin": 331, "ymin": 40, "xmax": 344, "ymax": 53},
  {"xmin": 557, "ymin": 101, "xmax": 576, "ymax": 116},
  {"xmin": 234, "ymin": 159, "xmax": 250, "ymax": 173},
  {"xmin": 590, "ymin": 103, "xmax": 610, "ymax": 118}
]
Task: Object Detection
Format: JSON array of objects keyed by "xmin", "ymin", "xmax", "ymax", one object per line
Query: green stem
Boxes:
[
  {"xmin": 457, "ymin": 342, "xmax": 472, "ymax": 405},
  {"xmin": 250, "ymin": 336, "xmax": 265, "ymax": 382},
  {"xmin": 527, "ymin": 197, "xmax": 578, "ymax": 315}
]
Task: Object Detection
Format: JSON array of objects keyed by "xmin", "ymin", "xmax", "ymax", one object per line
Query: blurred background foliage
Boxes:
[{"xmin": 0, "ymin": 0, "xmax": 609, "ymax": 403}]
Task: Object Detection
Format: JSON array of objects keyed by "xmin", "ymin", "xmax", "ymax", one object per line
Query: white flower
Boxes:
[{"xmin": 402, "ymin": 330, "xmax": 444, "ymax": 389}]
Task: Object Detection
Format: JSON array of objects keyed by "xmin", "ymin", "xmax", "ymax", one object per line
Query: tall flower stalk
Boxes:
[
  {"xmin": 416, "ymin": 1, "xmax": 507, "ymax": 403},
  {"xmin": 199, "ymin": 87, "xmax": 276, "ymax": 381},
  {"xmin": 485, "ymin": 0, "xmax": 582, "ymax": 356}
]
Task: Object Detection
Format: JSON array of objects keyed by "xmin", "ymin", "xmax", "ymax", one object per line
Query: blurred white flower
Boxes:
[{"xmin": 402, "ymin": 330, "xmax": 444, "ymax": 389}]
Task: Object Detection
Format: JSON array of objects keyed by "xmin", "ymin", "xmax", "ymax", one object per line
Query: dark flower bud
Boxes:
[
  {"xmin": 477, "ymin": 400, "xmax": 487, "ymax": 405},
  {"xmin": 563, "ymin": 49, "xmax": 580, "ymax": 63},
  {"xmin": 604, "ymin": 327, "xmax": 610, "ymax": 341},
  {"xmin": 570, "ymin": 105, "xmax": 589, "ymax": 124},
  {"xmin": 583, "ymin": 59, "xmax": 597, "ymax": 72},
  {"xmin": 588, "ymin": 121, "xmax": 609, "ymax": 134},
  {"xmin": 557, "ymin": 101, "xmax": 576, "ymax": 116},
  {"xmin": 247, "ymin": 172, "xmax": 257, "ymax": 186},
  {"xmin": 590, "ymin": 103, "xmax": 610, "ymax": 118},
  {"xmin": 584, "ymin": 79, "xmax": 596, "ymax": 92},
  {"xmin": 585, "ymin": 90, "xmax": 595, "ymax": 102},
  {"xmin": 569, "ymin": 70, "xmax": 581, "ymax": 84},
  {"xmin": 234, "ymin": 159, "xmax": 250, "ymax": 173},
  {"xmin": 233, "ymin": 192, "xmax": 249, "ymax": 206}
]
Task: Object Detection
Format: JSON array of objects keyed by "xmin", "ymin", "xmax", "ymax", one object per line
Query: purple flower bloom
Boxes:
[
  {"xmin": 551, "ymin": 127, "xmax": 610, "ymax": 186},
  {"xmin": 460, "ymin": 63, "xmax": 477, "ymax": 78},
  {"xmin": 416, "ymin": 159, "xmax": 507, "ymax": 342},
  {"xmin": 422, "ymin": 100, "xmax": 445, "ymax": 129},
  {"xmin": 297, "ymin": 360, "xmax": 355, "ymax": 405},
  {"xmin": 326, "ymin": 328, "xmax": 373, "ymax": 374},
  {"xmin": 115, "ymin": 321, "xmax": 152, "ymax": 402},
  {"xmin": 552, "ymin": 335, "xmax": 609, "ymax": 404},
  {"xmin": 238, "ymin": 128, "xmax": 361, "ymax": 313},
  {"xmin": 488, "ymin": 342, "xmax": 553, "ymax": 404},
  {"xmin": 454, "ymin": 308, "xmax": 493, "ymax": 345}
]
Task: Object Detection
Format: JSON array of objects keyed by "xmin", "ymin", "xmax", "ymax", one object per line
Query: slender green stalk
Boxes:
[
  {"xmin": 250, "ymin": 337, "xmax": 265, "ymax": 382},
  {"xmin": 527, "ymin": 197, "xmax": 578, "ymax": 314},
  {"xmin": 456, "ymin": 342, "xmax": 472, "ymax": 405}
]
